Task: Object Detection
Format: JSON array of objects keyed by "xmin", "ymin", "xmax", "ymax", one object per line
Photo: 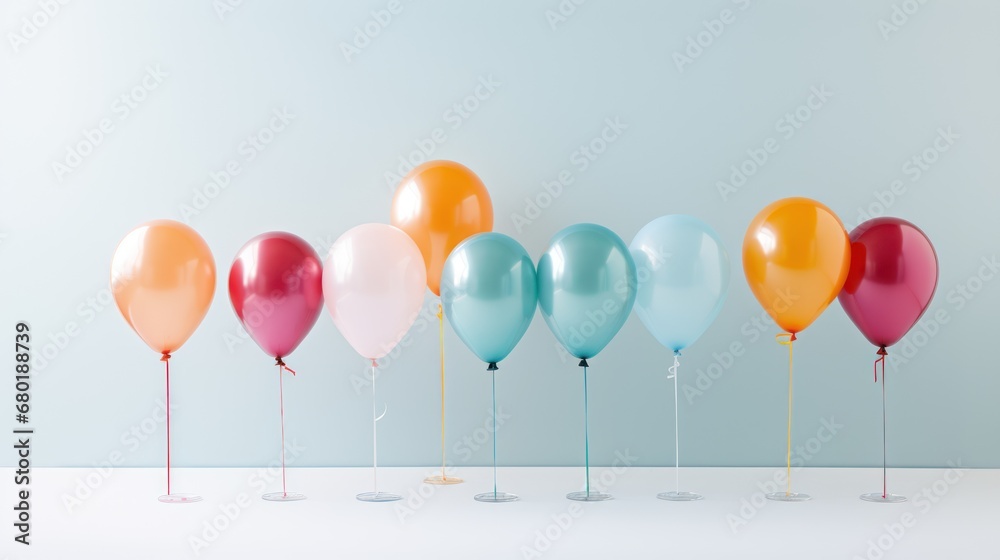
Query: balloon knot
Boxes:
[
  {"xmin": 789, "ymin": 333, "xmax": 797, "ymax": 342},
  {"xmin": 673, "ymin": 349, "xmax": 682, "ymax": 357},
  {"xmin": 487, "ymin": 362, "xmax": 499, "ymax": 371},
  {"xmin": 275, "ymin": 357, "xmax": 286, "ymax": 366},
  {"xmin": 876, "ymin": 346, "xmax": 888, "ymax": 356},
  {"xmin": 437, "ymin": 302, "xmax": 443, "ymax": 321},
  {"xmin": 578, "ymin": 358, "xmax": 589, "ymax": 368},
  {"xmin": 371, "ymin": 358, "xmax": 378, "ymax": 368},
  {"xmin": 160, "ymin": 353, "xmax": 171, "ymax": 362}
]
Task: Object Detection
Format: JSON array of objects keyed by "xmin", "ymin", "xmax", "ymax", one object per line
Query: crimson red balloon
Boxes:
[
  {"xmin": 229, "ymin": 232, "xmax": 323, "ymax": 359},
  {"xmin": 838, "ymin": 218, "xmax": 938, "ymax": 349}
]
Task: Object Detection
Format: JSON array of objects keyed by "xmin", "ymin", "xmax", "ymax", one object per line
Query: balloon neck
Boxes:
[
  {"xmin": 436, "ymin": 302, "xmax": 443, "ymax": 321},
  {"xmin": 673, "ymin": 350, "xmax": 682, "ymax": 357},
  {"xmin": 160, "ymin": 352, "xmax": 171, "ymax": 362},
  {"xmin": 876, "ymin": 346, "xmax": 888, "ymax": 356},
  {"xmin": 487, "ymin": 362, "xmax": 499, "ymax": 371},
  {"xmin": 275, "ymin": 356, "xmax": 286, "ymax": 367},
  {"xmin": 789, "ymin": 333, "xmax": 797, "ymax": 342},
  {"xmin": 578, "ymin": 358, "xmax": 589, "ymax": 368},
  {"xmin": 370, "ymin": 358, "xmax": 378, "ymax": 368}
]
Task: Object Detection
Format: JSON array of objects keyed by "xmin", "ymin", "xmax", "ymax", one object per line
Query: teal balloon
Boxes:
[
  {"xmin": 537, "ymin": 224, "xmax": 637, "ymax": 361},
  {"xmin": 630, "ymin": 215, "xmax": 730, "ymax": 353},
  {"xmin": 441, "ymin": 233, "xmax": 537, "ymax": 365}
]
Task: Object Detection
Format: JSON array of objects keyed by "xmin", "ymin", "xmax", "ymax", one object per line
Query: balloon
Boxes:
[
  {"xmin": 537, "ymin": 224, "xmax": 637, "ymax": 361},
  {"xmin": 441, "ymin": 233, "xmax": 537, "ymax": 366},
  {"xmin": 838, "ymin": 218, "xmax": 938, "ymax": 348},
  {"xmin": 742, "ymin": 198, "xmax": 850, "ymax": 334},
  {"xmin": 111, "ymin": 220, "xmax": 216, "ymax": 354},
  {"xmin": 390, "ymin": 160, "xmax": 494, "ymax": 295},
  {"xmin": 228, "ymin": 232, "xmax": 324, "ymax": 359},
  {"xmin": 630, "ymin": 215, "xmax": 730, "ymax": 353},
  {"xmin": 322, "ymin": 224, "xmax": 426, "ymax": 360}
]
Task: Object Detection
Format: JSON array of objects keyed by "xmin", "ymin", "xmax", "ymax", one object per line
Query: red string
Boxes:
[
  {"xmin": 161, "ymin": 352, "xmax": 172, "ymax": 496},
  {"xmin": 275, "ymin": 357, "xmax": 295, "ymax": 497}
]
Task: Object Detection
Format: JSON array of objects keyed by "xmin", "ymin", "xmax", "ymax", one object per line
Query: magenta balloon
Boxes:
[
  {"xmin": 838, "ymin": 218, "xmax": 938, "ymax": 349},
  {"xmin": 228, "ymin": 232, "xmax": 324, "ymax": 359}
]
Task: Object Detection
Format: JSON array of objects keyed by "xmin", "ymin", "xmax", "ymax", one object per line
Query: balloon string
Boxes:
[
  {"xmin": 583, "ymin": 364, "xmax": 590, "ymax": 497},
  {"xmin": 491, "ymin": 368, "xmax": 498, "ymax": 498},
  {"xmin": 875, "ymin": 346, "xmax": 888, "ymax": 498},
  {"xmin": 668, "ymin": 352, "xmax": 680, "ymax": 493},
  {"xmin": 437, "ymin": 302, "xmax": 447, "ymax": 480},
  {"xmin": 776, "ymin": 333, "xmax": 797, "ymax": 496},
  {"xmin": 275, "ymin": 358, "xmax": 295, "ymax": 498},
  {"xmin": 370, "ymin": 359, "xmax": 387, "ymax": 494},
  {"xmin": 161, "ymin": 352, "xmax": 171, "ymax": 496}
]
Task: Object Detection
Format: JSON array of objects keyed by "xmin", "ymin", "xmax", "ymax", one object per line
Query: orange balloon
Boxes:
[
  {"xmin": 742, "ymin": 197, "xmax": 850, "ymax": 334},
  {"xmin": 390, "ymin": 160, "xmax": 494, "ymax": 295},
  {"xmin": 111, "ymin": 220, "xmax": 216, "ymax": 355}
]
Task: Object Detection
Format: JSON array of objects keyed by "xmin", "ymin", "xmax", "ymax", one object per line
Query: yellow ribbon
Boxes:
[
  {"xmin": 775, "ymin": 332, "xmax": 796, "ymax": 496},
  {"xmin": 437, "ymin": 302, "xmax": 446, "ymax": 479}
]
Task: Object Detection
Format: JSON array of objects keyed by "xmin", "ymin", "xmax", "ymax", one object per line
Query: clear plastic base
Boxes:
[
  {"xmin": 860, "ymin": 492, "xmax": 907, "ymax": 503},
  {"xmin": 158, "ymin": 493, "xmax": 202, "ymax": 504},
  {"xmin": 356, "ymin": 491, "xmax": 402, "ymax": 502},
  {"xmin": 423, "ymin": 474, "xmax": 464, "ymax": 485},
  {"xmin": 766, "ymin": 492, "xmax": 811, "ymax": 502},
  {"xmin": 474, "ymin": 491, "xmax": 519, "ymax": 503},
  {"xmin": 657, "ymin": 491, "xmax": 703, "ymax": 501},
  {"xmin": 262, "ymin": 492, "xmax": 306, "ymax": 502},
  {"xmin": 566, "ymin": 491, "xmax": 613, "ymax": 502}
]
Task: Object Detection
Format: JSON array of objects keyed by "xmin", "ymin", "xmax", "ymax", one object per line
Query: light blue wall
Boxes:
[{"xmin": 1, "ymin": 0, "xmax": 997, "ymax": 469}]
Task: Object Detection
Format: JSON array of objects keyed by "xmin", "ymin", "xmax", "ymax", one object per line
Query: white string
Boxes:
[{"xmin": 668, "ymin": 353, "xmax": 680, "ymax": 493}]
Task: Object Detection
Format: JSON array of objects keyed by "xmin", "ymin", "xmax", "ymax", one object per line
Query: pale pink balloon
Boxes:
[{"xmin": 323, "ymin": 224, "xmax": 427, "ymax": 360}]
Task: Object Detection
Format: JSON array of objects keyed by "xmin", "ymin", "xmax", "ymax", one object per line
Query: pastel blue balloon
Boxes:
[
  {"xmin": 441, "ymin": 233, "xmax": 537, "ymax": 366},
  {"xmin": 537, "ymin": 224, "xmax": 637, "ymax": 361},
  {"xmin": 629, "ymin": 215, "xmax": 730, "ymax": 353}
]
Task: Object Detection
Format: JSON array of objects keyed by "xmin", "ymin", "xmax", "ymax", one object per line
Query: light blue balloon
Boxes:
[
  {"xmin": 441, "ymin": 233, "xmax": 537, "ymax": 366},
  {"xmin": 630, "ymin": 215, "xmax": 730, "ymax": 353},
  {"xmin": 537, "ymin": 224, "xmax": 637, "ymax": 361}
]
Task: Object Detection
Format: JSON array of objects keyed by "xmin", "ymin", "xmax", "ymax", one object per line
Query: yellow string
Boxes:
[
  {"xmin": 776, "ymin": 332, "xmax": 796, "ymax": 496},
  {"xmin": 438, "ymin": 301, "xmax": 446, "ymax": 479}
]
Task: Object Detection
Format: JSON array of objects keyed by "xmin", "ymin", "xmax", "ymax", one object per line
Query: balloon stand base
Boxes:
[
  {"xmin": 657, "ymin": 491, "xmax": 703, "ymax": 501},
  {"xmin": 262, "ymin": 492, "xmax": 306, "ymax": 502},
  {"xmin": 474, "ymin": 491, "xmax": 519, "ymax": 503},
  {"xmin": 356, "ymin": 491, "xmax": 402, "ymax": 502},
  {"xmin": 860, "ymin": 492, "xmax": 907, "ymax": 503},
  {"xmin": 765, "ymin": 492, "xmax": 811, "ymax": 502},
  {"xmin": 424, "ymin": 475, "xmax": 464, "ymax": 485},
  {"xmin": 158, "ymin": 493, "xmax": 202, "ymax": 504},
  {"xmin": 566, "ymin": 491, "xmax": 613, "ymax": 502}
]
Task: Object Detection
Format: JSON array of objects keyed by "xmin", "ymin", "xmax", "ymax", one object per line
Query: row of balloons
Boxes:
[{"xmin": 111, "ymin": 162, "xmax": 937, "ymax": 369}]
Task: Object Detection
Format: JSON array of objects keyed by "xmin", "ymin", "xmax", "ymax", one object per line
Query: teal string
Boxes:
[
  {"xmin": 491, "ymin": 369, "xmax": 498, "ymax": 498},
  {"xmin": 584, "ymin": 365, "xmax": 590, "ymax": 497}
]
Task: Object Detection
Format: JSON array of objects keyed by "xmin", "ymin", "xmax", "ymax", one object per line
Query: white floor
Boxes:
[{"xmin": 6, "ymin": 466, "xmax": 997, "ymax": 559}]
